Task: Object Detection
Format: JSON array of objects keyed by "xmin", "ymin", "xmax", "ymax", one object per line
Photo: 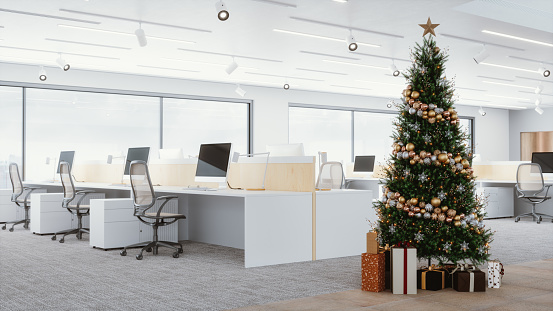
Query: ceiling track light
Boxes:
[
  {"xmin": 226, "ymin": 58, "xmax": 238, "ymax": 75},
  {"xmin": 135, "ymin": 23, "xmax": 147, "ymax": 47},
  {"xmin": 478, "ymin": 106, "xmax": 486, "ymax": 116},
  {"xmin": 535, "ymin": 106, "xmax": 544, "ymax": 115},
  {"xmin": 346, "ymin": 31, "xmax": 357, "ymax": 51},
  {"xmin": 216, "ymin": 1, "xmax": 229, "ymax": 21},
  {"xmin": 389, "ymin": 60, "xmax": 400, "ymax": 77},
  {"xmin": 538, "ymin": 64, "xmax": 550, "ymax": 77},
  {"xmin": 38, "ymin": 66, "xmax": 47, "ymax": 81},
  {"xmin": 535, "ymin": 98, "xmax": 541, "ymax": 106},
  {"xmin": 235, "ymin": 84, "xmax": 246, "ymax": 97},
  {"xmin": 473, "ymin": 45, "xmax": 489, "ymax": 64},
  {"xmin": 55, "ymin": 53, "xmax": 70, "ymax": 71},
  {"xmin": 535, "ymin": 85, "xmax": 543, "ymax": 94}
]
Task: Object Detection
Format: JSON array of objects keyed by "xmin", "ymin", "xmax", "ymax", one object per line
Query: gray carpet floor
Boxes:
[{"xmin": 0, "ymin": 218, "xmax": 551, "ymax": 311}]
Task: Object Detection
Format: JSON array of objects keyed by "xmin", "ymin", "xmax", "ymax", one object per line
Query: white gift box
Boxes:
[
  {"xmin": 391, "ymin": 247, "xmax": 417, "ymax": 294},
  {"xmin": 487, "ymin": 260, "xmax": 504, "ymax": 288}
]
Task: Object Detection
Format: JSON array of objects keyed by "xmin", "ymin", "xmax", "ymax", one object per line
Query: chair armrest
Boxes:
[
  {"xmin": 76, "ymin": 190, "xmax": 95, "ymax": 194},
  {"xmin": 154, "ymin": 195, "xmax": 178, "ymax": 217},
  {"xmin": 75, "ymin": 190, "xmax": 95, "ymax": 207},
  {"xmin": 23, "ymin": 187, "xmax": 41, "ymax": 190},
  {"xmin": 22, "ymin": 187, "xmax": 41, "ymax": 203}
]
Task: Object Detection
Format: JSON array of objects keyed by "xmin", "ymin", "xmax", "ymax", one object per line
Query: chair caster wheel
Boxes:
[
  {"xmin": 1, "ymin": 225, "xmax": 5, "ymax": 230},
  {"xmin": 51, "ymin": 236, "xmax": 57, "ymax": 241},
  {"xmin": 120, "ymin": 250, "xmax": 127, "ymax": 256},
  {"xmin": 173, "ymin": 252, "xmax": 179, "ymax": 258},
  {"xmin": 178, "ymin": 248, "xmax": 184, "ymax": 253},
  {"xmin": 146, "ymin": 248, "xmax": 152, "ymax": 252},
  {"xmin": 59, "ymin": 239, "xmax": 64, "ymax": 243},
  {"xmin": 136, "ymin": 254, "xmax": 143, "ymax": 260},
  {"xmin": 9, "ymin": 228, "xmax": 14, "ymax": 232},
  {"xmin": 515, "ymin": 217, "xmax": 520, "ymax": 223},
  {"xmin": 537, "ymin": 216, "xmax": 542, "ymax": 224}
]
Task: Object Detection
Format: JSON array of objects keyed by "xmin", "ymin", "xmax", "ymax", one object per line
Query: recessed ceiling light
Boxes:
[
  {"xmin": 323, "ymin": 59, "xmax": 387, "ymax": 70},
  {"xmin": 273, "ymin": 29, "xmax": 380, "ymax": 48},
  {"xmin": 481, "ymin": 81, "xmax": 535, "ymax": 90},
  {"xmin": 480, "ymin": 62, "xmax": 537, "ymax": 74},
  {"xmin": 487, "ymin": 94, "xmax": 532, "ymax": 101},
  {"xmin": 58, "ymin": 24, "xmax": 195, "ymax": 44},
  {"xmin": 482, "ymin": 30, "xmax": 553, "ymax": 48}
]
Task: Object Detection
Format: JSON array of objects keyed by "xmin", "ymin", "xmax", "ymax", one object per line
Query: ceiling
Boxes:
[{"xmin": 0, "ymin": 0, "xmax": 552, "ymax": 110}]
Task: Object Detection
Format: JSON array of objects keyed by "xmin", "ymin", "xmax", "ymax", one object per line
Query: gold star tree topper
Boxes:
[{"xmin": 419, "ymin": 17, "xmax": 439, "ymax": 37}]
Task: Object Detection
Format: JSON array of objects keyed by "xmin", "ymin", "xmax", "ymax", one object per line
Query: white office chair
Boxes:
[
  {"xmin": 316, "ymin": 161, "xmax": 345, "ymax": 190},
  {"xmin": 515, "ymin": 163, "xmax": 553, "ymax": 224}
]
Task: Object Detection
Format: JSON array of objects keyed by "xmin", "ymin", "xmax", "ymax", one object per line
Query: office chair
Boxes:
[
  {"xmin": 51, "ymin": 161, "xmax": 95, "ymax": 242},
  {"xmin": 120, "ymin": 160, "xmax": 185, "ymax": 260},
  {"xmin": 515, "ymin": 163, "xmax": 553, "ymax": 224},
  {"xmin": 316, "ymin": 161, "xmax": 345, "ymax": 190},
  {"xmin": 2, "ymin": 163, "xmax": 41, "ymax": 232}
]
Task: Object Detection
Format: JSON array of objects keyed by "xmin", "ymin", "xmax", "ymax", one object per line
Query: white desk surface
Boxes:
[{"xmin": 24, "ymin": 181, "xmax": 310, "ymax": 197}]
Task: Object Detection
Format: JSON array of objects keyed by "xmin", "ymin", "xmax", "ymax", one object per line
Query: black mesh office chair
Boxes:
[
  {"xmin": 51, "ymin": 161, "xmax": 95, "ymax": 242},
  {"xmin": 515, "ymin": 163, "xmax": 553, "ymax": 224},
  {"xmin": 2, "ymin": 163, "xmax": 41, "ymax": 232},
  {"xmin": 120, "ymin": 160, "xmax": 185, "ymax": 260}
]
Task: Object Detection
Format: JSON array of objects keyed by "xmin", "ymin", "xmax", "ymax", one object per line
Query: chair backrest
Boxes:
[
  {"xmin": 9, "ymin": 163, "xmax": 23, "ymax": 202},
  {"xmin": 129, "ymin": 160, "xmax": 156, "ymax": 213},
  {"xmin": 516, "ymin": 163, "xmax": 545, "ymax": 194},
  {"xmin": 59, "ymin": 161, "xmax": 76, "ymax": 207},
  {"xmin": 316, "ymin": 161, "xmax": 345, "ymax": 189}
]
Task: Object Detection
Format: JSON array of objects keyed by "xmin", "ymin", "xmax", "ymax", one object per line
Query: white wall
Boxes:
[
  {"xmin": 0, "ymin": 62, "xmax": 510, "ymax": 160},
  {"xmin": 508, "ymin": 107, "xmax": 553, "ymax": 161}
]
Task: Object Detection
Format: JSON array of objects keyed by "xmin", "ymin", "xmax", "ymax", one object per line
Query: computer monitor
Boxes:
[
  {"xmin": 266, "ymin": 143, "xmax": 305, "ymax": 156},
  {"xmin": 124, "ymin": 147, "xmax": 150, "ymax": 175},
  {"xmin": 532, "ymin": 152, "xmax": 553, "ymax": 173},
  {"xmin": 57, "ymin": 151, "xmax": 75, "ymax": 174},
  {"xmin": 353, "ymin": 155, "xmax": 375, "ymax": 173},
  {"xmin": 195, "ymin": 143, "xmax": 232, "ymax": 183}
]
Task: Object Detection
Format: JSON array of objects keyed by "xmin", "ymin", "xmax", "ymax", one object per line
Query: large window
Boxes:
[
  {"xmin": 289, "ymin": 106, "xmax": 351, "ymax": 163},
  {"xmin": 25, "ymin": 89, "xmax": 160, "ymax": 181},
  {"xmin": 163, "ymin": 98, "xmax": 249, "ymax": 156},
  {"xmin": 354, "ymin": 111, "xmax": 396, "ymax": 165},
  {"xmin": 0, "ymin": 86, "xmax": 23, "ymax": 188}
]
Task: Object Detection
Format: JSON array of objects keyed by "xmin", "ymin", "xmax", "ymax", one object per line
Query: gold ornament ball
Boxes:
[
  {"xmin": 454, "ymin": 220, "xmax": 461, "ymax": 227},
  {"xmin": 421, "ymin": 103, "xmax": 428, "ymax": 111},
  {"xmin": 401, "ymin": 146, "xmax": 406, "ymax": 152},
  {"xmin": 454, "ymin": 155, "xmax": 462, "ymax": 163},
  {"xmin": 410, "ymin": 159, "xmax": 416, "ymax": 165},
  {"xmin": 434, "ymin": 207, "xmax": 442, "ymax": 214},
  {"xmin": 406, "ymin": 143, "xmax": 415, "ymax": 151},
  {"xmin": 441, "ymin": 206, "xmax": 449, "ymax": 212},
  {"xmin": 414, "ymin": 207, "xmax": 420, "ymax": 213},
  {"xmin": 443, "ymin": 111, "xmax": 450, "ymax": 118},
  {"xmin": 447, "ymin": 209, "xmax": 456, "ymax": 217},
  {"xmin": 421, "ymin": 209, "xmax": 426, "ymax": 214},
  {"xmin": 428, "ymin": 117, "xmax": 436, "ymax": 124},
  {"xmin": 420, "ymin": 151, "xmax": 427, "ymax": 158},
  {"xmin": 431, "ymin": 197, "xmax": 441, "ymax": 207},
  {"xmin": 397, "ymin": 202, "xmax": 404, "ymax": 209},
  {"xmin": 395, "ymin": 192, "xmax": 401, "ymax": 199},
  {"xmin": 428, "ymin": 110, "xmax": 436, "ymax": 118},
  {"xmin": 436, "ymin": 114, "xmax": 443, "ymax": 121},
  {"xmin": 448, "ymin": 107, "xmax": 454, "ymax": 113},
  {"xmin": 438, "ymin": 214, "xmax": 446, "ymax": 222},
  {"xmin": 419, "ymin": 202, "xmax": 425, "ymax": 208},
  {"xmin": 410, "ymin": 198, "xmax": 419, "ymax": 206},
  {"xmin": 461, "ymin": 169, "xmax": 467, "ymax": 174},
  {"xmin": 423, "ymin": 111, "xmax": 428, "ymax": 116},
  {"xmin": 395, "ymin": 145, "xmax": 402, "ymax": 152},
  {"xmin": 423, "ymin": 115, "xmax": 428, "ymax": 120},
  {"xmin": 451, "ymin": 113, "xmax": 458, "ymax": 120},
  {"xmin": 461, "ymin": 159, "xmax": 470, "ymax": 168},
  {"xmin": 438, "ymin": 153, "xmax": 448, "ymax": 163},
  {"xmin": 404, "ymin": 89, "xmax": 412, "ymax": 97},
  {"xmin": 451, "ymin": 119, "xmax": 457, "ymax": 125},
  {"xmin": 413, "ymin": 102, "xmax": 421, "ymax": 109},
  {"xmin": 407, "ymin": 85, "xmax": 412, "ymax": 90},
  {"xmin": 399, "ymin": 196, "xmax": 406, "ymax": 204},
  {"xmin": 411, "ymin": 91, "xmax": 420, "ymax": 99},
  {"xmin": 454, "ymin": 215, "xmax": 461, "ymax": 221},
  {"xmin": 434, "ymin": 150, "xmax": 441, "ymax": 156},
  {"xmin": 434, "ymin": 47, "xmax": 440, "ymax": 54},
  {"xmin": 434, "ymin": 160, "xmax": 441, "ymax": 166}
]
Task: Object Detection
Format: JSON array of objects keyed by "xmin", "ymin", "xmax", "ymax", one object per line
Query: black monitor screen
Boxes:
[
  {"xmin": 195, "ymin": 143, "xmax": 232, "ymax": 178},
  {"xmin": 532, "ymin": 152, "xmax": 553, "ymax": 173},
  {"xmin": 124, "ymin": 147, "xmax": 150, "ymax": 175},
  {"xmin": 354, "ymin": 155, "xmax": 375, "ymax": 172},
  {"xmin": 57, "ymin": 151, "xmax": 75, "ymax": 173}
]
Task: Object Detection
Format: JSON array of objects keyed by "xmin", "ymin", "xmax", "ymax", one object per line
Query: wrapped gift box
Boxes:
[
  {"xmin": 385, "ymin": 270, "xmax": 391, "ymax": 289},
  {"xmin": 441, "ymin": 264, "xmax": 456, "ymax": 288},
  {"xmin": 361, "ymin": 253, "xmax": 385, "ymax": 292},
  {"xmin": 417, "ymin": 267, "xmax": 446, "ymax": 291},
  {"xmin": 391, "ymin": 247, "xmax": 417, "ymax": 294},
  {"xmin": 366, "ymin": 232, "xmax": 379, "ymax": 254},
  {"xmin": 453, "ymin": 267, "xmax": 486, "ymax": 292},
  {"xmin": 488, "ymin": 260, "xmax": 504, "ymax": 288}
]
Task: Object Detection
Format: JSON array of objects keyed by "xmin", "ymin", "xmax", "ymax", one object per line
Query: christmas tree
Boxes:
[{"xmin": 374, "ymin": 19, "xmax": 493, "ymax": 265}]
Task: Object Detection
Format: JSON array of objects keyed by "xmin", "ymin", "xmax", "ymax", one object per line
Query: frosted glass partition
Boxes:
[
  {"xmin": 163, "ymin": 98, "xmax": 249, "ymax": 156},
  {"xmin": 0, "ymin": 86, "xmax": 23, "ymax": 188},
  {"xmin": 289, "ymin": 106, "xmax": 352, "ymax": 163},
  {"xmin": 25, "ymin": 89, "xmax": 159, "ymax": 181},
  {"xmin": 354, "ymin": 111, "xmax": 396, "ymax": 165}
]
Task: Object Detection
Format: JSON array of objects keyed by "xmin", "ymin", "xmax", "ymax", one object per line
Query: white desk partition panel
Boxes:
[{"xmin": 315, "ymin": 189, "xmax": 373, "ymax": 260}]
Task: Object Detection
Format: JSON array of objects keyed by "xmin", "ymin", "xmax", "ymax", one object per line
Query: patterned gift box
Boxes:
[
  {"xmin": 488, "ymin": 260, "xmax": 504, "ymax": 288},
  {"xmin": 391, "ymin": 246, "xmax": 417, "ymax": 294},
  {"xmin": 361, "ymin": 252, "xmax": 386, "ymax": 292}
]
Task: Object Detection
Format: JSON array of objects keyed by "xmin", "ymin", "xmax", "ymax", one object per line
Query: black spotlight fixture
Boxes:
[
  {"xmin": 283, "ymin": 83, "xmax": 290, "ymax": 90},
  {"xmin": 39, "ymin": 66, "xmax": 47, "ymax": 81},
  {"xmin": 216, "ymin": 1, "xmax": 229, "ymax": 21},
  {"xmin": 346, "ymin": 32, "xmax": 357, "ymax": 51}
]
